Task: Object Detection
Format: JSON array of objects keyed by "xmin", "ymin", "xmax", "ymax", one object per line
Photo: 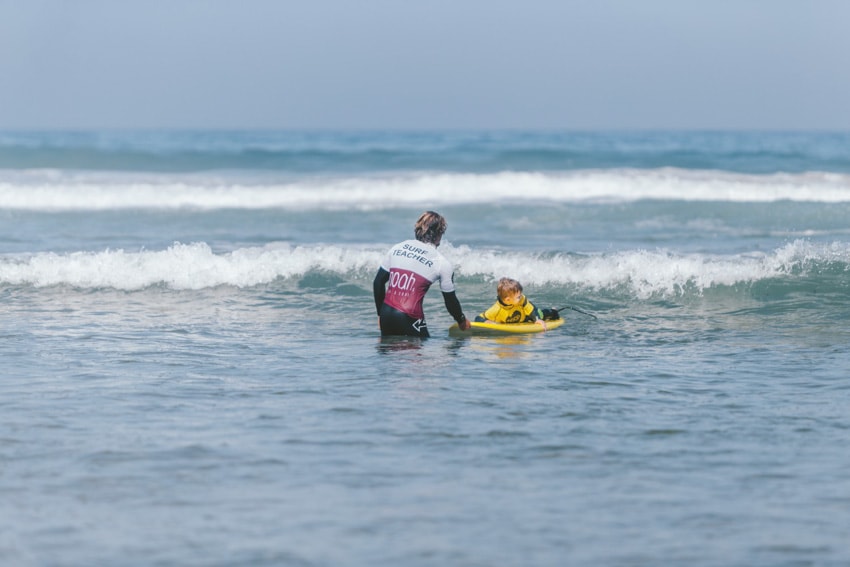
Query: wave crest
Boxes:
[
  {"xmin": 2, "ymin": 240, "xmax": 847, "ymax": 298},
  {"xmin": 2, "ymin": 169, "xmax": 850, "ymax": 211}
]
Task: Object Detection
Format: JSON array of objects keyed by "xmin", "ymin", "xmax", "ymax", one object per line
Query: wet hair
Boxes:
[
  {"xmin": 497, "ymin": 277, "xmax": 524, "ymax": 300},
  {"xmin": 414, "ymin": 211, "xmax": 447, "ymax": 244}
]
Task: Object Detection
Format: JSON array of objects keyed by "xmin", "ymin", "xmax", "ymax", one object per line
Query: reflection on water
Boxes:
[
  {"xmin": 449, "ymin": 334, "xmax": 534, "ymax": 359},
  {"xmin": 376, "ymin": 333, "xmax": 534, "ymax": 361},
  {"xmin": 376, "ymin": 336, "xmax": 425, "ymax": 355}
]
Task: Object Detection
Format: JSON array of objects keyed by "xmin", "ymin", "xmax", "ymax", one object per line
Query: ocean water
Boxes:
[{"xmin": 2, "ymin": 130, "xmax": 849, "ymax": 566}]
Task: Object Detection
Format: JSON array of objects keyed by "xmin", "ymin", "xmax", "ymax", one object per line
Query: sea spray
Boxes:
[{"xmin": 3, "ymin": 240, "xmax": 847, "ymax": 298}]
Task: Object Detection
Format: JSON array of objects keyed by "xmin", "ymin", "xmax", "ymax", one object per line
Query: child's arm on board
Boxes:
[{"xmin": 474, "ymin": 302, "xmax": 501, "ymax": 324}]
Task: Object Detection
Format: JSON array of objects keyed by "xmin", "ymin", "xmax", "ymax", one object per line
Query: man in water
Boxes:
[{"xmin": 373, "ymin": 211, "xmax": 471, "ymax": 337}]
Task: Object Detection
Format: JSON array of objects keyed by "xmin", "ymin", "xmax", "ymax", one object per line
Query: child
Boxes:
[{"xmin": 474, "ymin": 277, "xmax": 560, "ymax": 330}]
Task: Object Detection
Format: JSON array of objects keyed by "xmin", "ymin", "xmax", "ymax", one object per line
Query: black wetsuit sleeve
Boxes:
[
  {"xmin": 373, "ymin": 268, "xmax": 389, "ymax": 315},
  {"xmin": 442, "ymin": 291, "xmax": 467, "ymax": 324}
]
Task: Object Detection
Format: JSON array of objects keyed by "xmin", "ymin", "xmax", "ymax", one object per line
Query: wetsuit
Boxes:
[
  {"xmin": 475, "ymin": 295, "xmax": 541, "ymax": 324},
  {"xmin": 373, "ymin": 239, "xmax": 466, "ymax": 337}
]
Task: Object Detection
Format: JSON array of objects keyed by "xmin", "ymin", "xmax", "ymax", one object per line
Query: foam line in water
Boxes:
[
  {"xmin": 2, "ymin": 240, "xmax": 847, "ymax": 297},
  {"xmin": 452, "ymin": 240, "xmax": 850, "ymax": 299},
  {"xmin": 0, "ymin": 243, "xmax": 380, "ymax": 290},
  {"xmin": 2, "ymin": 169, "xmax": 850, "ymax": 211}
]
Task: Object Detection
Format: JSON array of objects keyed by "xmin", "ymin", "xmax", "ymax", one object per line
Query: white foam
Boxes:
[
  {"xmin": 2, "ymin": 168, "xmax": 850, "ymax": 211},
  {"xmin": 2, "ymin": 240, "xmax": 846, "ymax": 297},
  {"xmin": 0, "ymin": 242, "xmax": 381, "ymax": 290},
  {"xmin": 450, "ymin": 240, "xmax": 850, "ymax": 298}
]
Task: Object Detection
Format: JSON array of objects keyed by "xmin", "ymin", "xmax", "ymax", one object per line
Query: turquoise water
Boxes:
[{"xmin": 2, "ymin": 131, "xmax": 850, "ymax": 566}]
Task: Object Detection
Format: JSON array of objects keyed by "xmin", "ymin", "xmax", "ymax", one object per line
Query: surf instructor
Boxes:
[{"xmin": 373, "ymin": 211, "xmax": 471, "ymax": 338}]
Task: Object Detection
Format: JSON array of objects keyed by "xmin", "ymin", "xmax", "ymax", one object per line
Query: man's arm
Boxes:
[
  {"xmin": 442, "ymin": 291, "xmax": 470, "ymax": 330},
  {"xmin": 373, "ymin": 268, "xmax": 390, "ymax": 315}
]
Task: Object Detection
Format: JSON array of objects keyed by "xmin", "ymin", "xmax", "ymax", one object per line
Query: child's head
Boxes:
[{"xmin": 497, "ymin": 277, "xmax": 524, "ymax": 305}]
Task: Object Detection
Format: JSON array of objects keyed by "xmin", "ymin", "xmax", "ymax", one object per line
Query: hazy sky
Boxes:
[{"xmin": 1, "ymin": 0, "xmax": 849, "ymax": 130}]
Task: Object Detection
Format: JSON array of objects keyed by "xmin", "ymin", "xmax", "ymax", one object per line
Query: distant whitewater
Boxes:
[
  {"xmin": 2, "ymin": 169, "xmax": 850, "ymax": 211},
  {"xmin": 2, "ymin": 130, "xmax": 849, "ymax": 297}
]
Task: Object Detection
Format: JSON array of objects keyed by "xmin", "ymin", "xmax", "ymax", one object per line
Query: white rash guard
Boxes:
[{"xmin": 379, "ymin": 239, "xmax": 456, "ymax": 320}]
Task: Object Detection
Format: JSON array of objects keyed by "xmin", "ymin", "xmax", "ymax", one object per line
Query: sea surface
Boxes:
[{"xmin": 2, "ymin": 130, "xmax": 849, "ymax": 566}]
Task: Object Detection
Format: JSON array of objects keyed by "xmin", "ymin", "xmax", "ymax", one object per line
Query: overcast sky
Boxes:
[{"xmin": 1, "ymin": 0, "xmax": 848, "ymax": 130}]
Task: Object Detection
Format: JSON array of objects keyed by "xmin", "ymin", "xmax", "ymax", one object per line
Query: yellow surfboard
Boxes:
[{"xmin": 449, "ymin": 318, "xmax": 565, "ymax": 336}]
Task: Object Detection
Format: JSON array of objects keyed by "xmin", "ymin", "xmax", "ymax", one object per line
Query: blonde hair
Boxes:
[
  {"xmin": 414, "ymin": 211, "xmax": 447, "ymax": 244},
  {"xmin": 497, "ymin": 277, "xmax": 524, "ymax": 299}
]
